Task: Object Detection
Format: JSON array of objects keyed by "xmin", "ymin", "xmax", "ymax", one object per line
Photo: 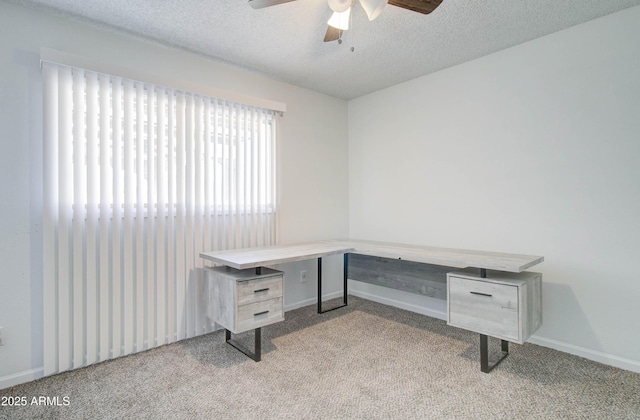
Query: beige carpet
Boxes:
[{"xmin": 1, "ymin": 296, "xmax": 639, "ymax": 419}]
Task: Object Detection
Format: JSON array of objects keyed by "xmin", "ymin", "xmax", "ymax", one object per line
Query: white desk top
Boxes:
[
  {"xmin": 200, "ymin": 241, "xmax": 355, "ymax": 270},
  {"xmin": 341, "ymin": 240, "xmax": 543, "ymax": 272},
  {"xmin": 200, "ymin": 239, "xmax": 543, "ymax": 273}
]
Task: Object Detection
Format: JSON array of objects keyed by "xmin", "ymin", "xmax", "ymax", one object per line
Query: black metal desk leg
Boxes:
[
  {"xmin": 317, "ymin": 257, "xmax": 322, "ymax": 313},
  {"xmin": 317, "ymin": 254, "xmax": 349, "ymax": 314},
  {"xmin": 343, "ymin": 252, "xmax": 349, "ymax": 306},
  {"xmin": 480, "ymin": 334, "xmax": 509, "ymax": 373},
  {"xmin": 225, "ymin": 328, "xmax": 262, "ymax": 362}
]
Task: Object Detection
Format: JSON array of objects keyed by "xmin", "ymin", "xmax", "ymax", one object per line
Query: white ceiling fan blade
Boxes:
[
  {"xmin": 359, "ymin": 0, "xmax": 388, "ymax": 21},
  {"xmin": 327, "ymin": 8, "xmax": 351, "ymax": 30}
]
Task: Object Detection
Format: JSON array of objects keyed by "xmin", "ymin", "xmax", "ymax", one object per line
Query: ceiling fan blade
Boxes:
[
  {"xmin": 248, "ymin": 0, "xmax": 297, "ymax": 9},
  {"xmin": 323, "ymin": 26, "xmax": 343, "ymax": 42},
  {"xmin": 388, "ymin": 0, "xmax": 443, "ymax": 15}
]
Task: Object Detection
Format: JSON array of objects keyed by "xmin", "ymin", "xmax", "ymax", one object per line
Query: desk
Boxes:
[
  {"xmin": 200, "ymin": 239, "xmax": 543, "ymax": 272},
  {"xmin": 200, "ymin": 239, "xmax": 544, "ymax": 372},
  {"xmin": 201, "ymin": 241, "xmax": 355, "ymax": 314}
]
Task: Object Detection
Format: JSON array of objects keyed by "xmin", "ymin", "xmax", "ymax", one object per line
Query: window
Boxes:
[{"xmin": 42, "ymin": 61, "xmax": 278, "ymax": 375}]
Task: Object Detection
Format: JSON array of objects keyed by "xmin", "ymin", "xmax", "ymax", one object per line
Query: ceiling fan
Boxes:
[{"xmin": 248, "ymin": 0, "xmax": 443, "ymax": 42}]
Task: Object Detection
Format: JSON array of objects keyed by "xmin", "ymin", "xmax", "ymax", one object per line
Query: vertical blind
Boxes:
[{"xmin": 42, "ymin": 61, "xmax": 277, "ymax": 376}]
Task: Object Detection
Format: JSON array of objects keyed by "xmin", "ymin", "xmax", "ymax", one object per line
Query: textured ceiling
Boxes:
[{"xmin": 10, "ymin": 0, "xmax": 640, "ymax": 99}]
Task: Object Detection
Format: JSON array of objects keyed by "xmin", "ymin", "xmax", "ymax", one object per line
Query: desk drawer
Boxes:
[
  {"xmin": 237, "ymin": 275, "xmax": 283, "ymax": 306},
  {"xmin": 236, "ymin": 297, "xmax": 284, "ymax": 334},
  {"xmin": 448, "ymin": 276, "xmax": 519, "ymax": 342}
]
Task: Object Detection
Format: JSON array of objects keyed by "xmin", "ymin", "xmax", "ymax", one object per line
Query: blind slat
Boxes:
[
  {"xmin": 175, "ymin": 92, "xmax": 186, "ymax": 341},
  {"xmin": 135, "ymin": 82, "xmax": 145, "ymax": 352},
  {"xmin": 42, "ymin": 63, "xmax": 59, "ymax": 376},
  {"xmin": 123, "ymin": 78, "xmax": 135, "ymax": 356},
  {"xmin": 111, "ymin": 77, "xmax": 123, "ymax": 359},
  {"xmin": 72, "ymin": 69, "xmax": 86, "ymax": 369},
  {"xmin": 85, "ymin": 71, "xmax": 99, "ymax": 366},
  {"xmin": 156, "ymin": 90, "xmax": 167, "ymax": 346},
  {"xmin": 98, "ymin": 73, "xmax": 111, "ymax": 362},
  {"xmin": 146, "ymin": 86, "xmax": 156, "ymax": 349}
]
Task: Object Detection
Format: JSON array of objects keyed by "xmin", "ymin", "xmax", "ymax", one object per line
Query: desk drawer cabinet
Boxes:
[
  {"xmin": 206, "ymin": 266, "xmax": 284, "ymax": 334},
  {"xmin": 447, "ymin": 270, "xmax": 542, "ymax": 344}
]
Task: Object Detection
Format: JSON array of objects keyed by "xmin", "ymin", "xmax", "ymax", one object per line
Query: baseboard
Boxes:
[
  {"xmin": 349, "ymin": 289, "xmax": 447, "ymax": 321},
  {"xmin": 350, "ymin": 290, "xmax": 640, "ymax": 373},
  {"xmin": 0, "ymin": 367, "xmax": 44, "ymax": 390},
  {"xmin": 0, "ymin": 296, "xmax": 331, "ymax": 390},
  {"xmin": 528, "ymin": 335, "xmax": 640, "ymax": 374},
  {"xmin": 3, "ymin": 294, "xmax": 638, "ymax": 391}
]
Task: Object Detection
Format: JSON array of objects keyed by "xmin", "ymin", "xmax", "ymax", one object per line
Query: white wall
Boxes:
[
  {"xmin": 0, "ymin": 1, "xmax": 349, "ymax": 387},
  {"xmin": 348, "ymin": 5, "xmax": 640, "ymax": 371}
]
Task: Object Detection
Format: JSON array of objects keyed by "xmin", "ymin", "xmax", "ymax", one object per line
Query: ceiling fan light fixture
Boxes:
[
  {"xmin": 327, "ymin": 8, "xmax": 351, "ymax": 30},
  {"xmin": 359, "ymin": 0, "xmax": 387, "ymax": 21},
  {"xmin": 328, "ymin": 0, "xmax": 351, "ymax": 13}
]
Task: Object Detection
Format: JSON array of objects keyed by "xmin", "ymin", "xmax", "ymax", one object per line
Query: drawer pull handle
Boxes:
[
  {"xmin": 254, "ymin": 288, "xmax": 270, "ymax": 293},
  {"xmin": 470, "ymin": 291, "xmax": 492, "ymax": 297},
  {"xmin": 254, "ymin": 311, "xmax": 269, "ymax": 317}
]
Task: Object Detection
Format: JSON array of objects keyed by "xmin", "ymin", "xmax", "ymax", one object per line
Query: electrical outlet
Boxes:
[
  {"xmin": 300, "ymin": 270, "xmax": 308, "ymax": 283},
  {"xmin": 0, "ymin": 326, "xmax": 4, "ymax": 346}
]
